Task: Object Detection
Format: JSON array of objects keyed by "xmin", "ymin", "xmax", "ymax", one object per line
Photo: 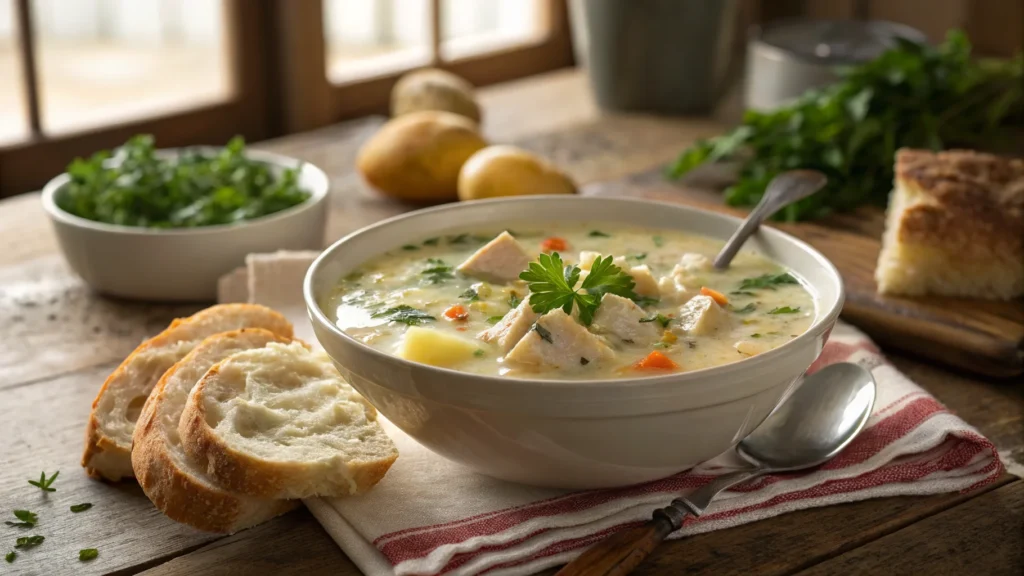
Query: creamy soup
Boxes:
[{"xmin": 324, "ymin": 224, "xmax": 815, "ymax": 379}]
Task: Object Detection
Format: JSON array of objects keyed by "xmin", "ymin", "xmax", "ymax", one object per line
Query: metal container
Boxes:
[{"xmin": 745, "ymin": 20, "xmax": 927, "ymax": 112}]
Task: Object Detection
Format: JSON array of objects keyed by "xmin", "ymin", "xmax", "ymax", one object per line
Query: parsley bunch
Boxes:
[
  {"xmin": 519, "ymin": 253, "xmax": 638, "ymax": 325},
  {"xmin": 669, "ymin": 31, "xmax": 1023, "ymax": 221},
  {"xmin": 57, "ymin": 135, "xmax": 311, "ymax": 228}
]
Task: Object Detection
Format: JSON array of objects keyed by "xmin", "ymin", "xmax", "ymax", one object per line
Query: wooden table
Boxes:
[{"xmin": 1, "ymin": 69, "xmax": 1021, "ymax": 576}]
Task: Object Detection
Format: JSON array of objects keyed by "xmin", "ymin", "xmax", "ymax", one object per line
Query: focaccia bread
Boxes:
[{"xmin": 875, "ymin": 148, "xmax": 1024, "ymax": 299}]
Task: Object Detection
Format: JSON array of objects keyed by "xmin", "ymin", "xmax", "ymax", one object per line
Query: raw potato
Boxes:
[
  {"xmin": 398, "ymin": 326, "xmax": 479, "ymax": 367},
  {"xmin": 357, "ymin": 111, "xmax": 488, "ymax": 203},
  {"xmin": 392, "ymin": 68, "xmax": 481, "ymax": 122},
  {"xmin": 458, "ymin": 145, "xmax": 576, "ymax": 201}
]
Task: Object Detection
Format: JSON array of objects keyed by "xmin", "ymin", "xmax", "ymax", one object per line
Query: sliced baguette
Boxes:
[
  {"xmin": 132, "ymin": 329, "xmax": 298, "ymax": 533},
  {"xmin": 83, "ymin": 304, "xmax": 293, "ymax": 481},
  {"xmin": 179, "ymin": 341, "xmax": 398, "ymax": 499}
]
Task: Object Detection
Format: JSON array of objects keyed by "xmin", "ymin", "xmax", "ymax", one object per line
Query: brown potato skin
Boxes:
[
  {"xmin": 357, "ymin": 111, "xmax": 488, "ymax": 203},
  {"xmin": 457, "ymin": 145, "xmax": 577, "ymax": 201},
  {"xmin": 391, "ymin": 68, "xmax": 481, "ymax": 122}
]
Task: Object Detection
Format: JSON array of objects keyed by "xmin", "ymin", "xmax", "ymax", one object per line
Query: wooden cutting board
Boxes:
[{"xmin": 583, "ymin": 168, "xmax": 1024, "ymax": 378}]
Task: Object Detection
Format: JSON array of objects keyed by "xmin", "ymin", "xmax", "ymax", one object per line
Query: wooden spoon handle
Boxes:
[{"xmin": 554, "ymin": 514, "xmax": 677, "ymax": 576}]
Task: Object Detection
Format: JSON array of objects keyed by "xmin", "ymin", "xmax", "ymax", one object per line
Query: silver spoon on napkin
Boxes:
[
  {"xmin": 712, "ymin": 169, "xmax": 828, "ymax": 269},
  {"xmin": 556, "ymin": 361, "xmax": 876, "ymax": 576}
]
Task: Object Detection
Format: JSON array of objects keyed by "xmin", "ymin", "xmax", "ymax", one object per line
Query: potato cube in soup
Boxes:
[
  {"xmin": 676, "ymin": 295, "xmax": 728, "ymax": 336},
  {"xmin": 399, "ymin": 326, "xmax": 480, "ymax": 367}
]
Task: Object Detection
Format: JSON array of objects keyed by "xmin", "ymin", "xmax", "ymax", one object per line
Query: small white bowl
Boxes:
[
  {"xmin": 305, "ymin": 196, "xmax": 844, "ymax": 489},
  {"xmin": 42, "ymin": 148, "xmax": 329, "ymax": 302}
]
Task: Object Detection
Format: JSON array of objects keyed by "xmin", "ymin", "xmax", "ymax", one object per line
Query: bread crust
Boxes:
[
  {"xmin": 179, "ymin": 359, "xmax": 397, "ymax": 500},
  {"xmin": 83, "ymin": 304, "xmax": 294, "ymax": 481},
  {"xmin": 894, "ymin": 148, "xmax": 1024, "ymax": 262},
  {"xmin": 132, "ymin": 328, "xmax": 298, "ymax": 533}
]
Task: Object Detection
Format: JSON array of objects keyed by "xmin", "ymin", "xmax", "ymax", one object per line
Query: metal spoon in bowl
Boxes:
[
  {"xmin": 556, "ymin": 362, "xmax": 876, "ymax": 576},
  {"xmin": 712, "ymin": 169, "xmax": 828, "ymax": 269}
]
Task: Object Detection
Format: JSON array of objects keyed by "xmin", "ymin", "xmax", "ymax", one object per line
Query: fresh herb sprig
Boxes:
[
  {"xmin": 738, "ymin": 273, "xmax": 798, "ymax": 291},
  {"xmin": 371, "ymin": 306, "xmax": 436, "ymax": 326},
  {"xmin": 640, "ymin": 314, "xmax": 673, "ymax": 328},
  {"xmin": 519, "ymin": 253, "xmax": 637, "ymax": 325},
  {"xmin": 14, "ymin": 536, "xmax": 43, "ymax": 549},
  {"xmin": 5, "ymin": 510, "xmax": 37, "ymax": 528},
  {"xmin": 668, "ymin": 31, "xmax": 1023, "ymax": 221},
  {"xmin": 28, "ymin": 471, "xmax": 58, "ymax": 493}
]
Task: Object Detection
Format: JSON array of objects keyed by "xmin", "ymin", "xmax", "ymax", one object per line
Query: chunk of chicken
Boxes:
[
  {"xmin": 505, "ymin": 309, "xmax": 614, "ymax": 369},
  {"xmin": 457, "ymin": 231, "xmax": 531, "ymax": 283},
  {"xmin": 670, "ymin": 253, "xmax": 713, "ymax": 286},
  {"xmin": 676, "ymin": 295, "xmax": 729, "ymax": 336},
  {"xmin": 629, "ymin": 265, "xmax": 659, "ymax": 298},
  {"xmin": 656, "ymin": 276, "xmax": 695, "ymax": 305},
  {"xmin": 477, "ymin": 298, "xmax": 540, "ymax": 352},
  {"xmin": 735, "ymin": 339, "xmax": 771, "ymax": 357},
  {"xmin": 590, "ymin": 294, "xmax": 660, "ymax": 345},
  {"xmin": 579, "ymin": 251, "xmax": 628, "ymax": 271}
]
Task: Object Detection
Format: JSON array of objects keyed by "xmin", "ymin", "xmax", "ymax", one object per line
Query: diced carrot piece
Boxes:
[
  {"xmin": 634, "ymin": 350, "xmax": 679, "ymax": 371},
  {"xmin": 541, "ymin": 237, "xmax": 568, "ymax": 252},
  {"xmin": 701, "ymin": 286, "xmax": 729, "ymax": 306},
  {"xmin": 444, "ymin": 304, "xmax": 469, "ymax": 321}
]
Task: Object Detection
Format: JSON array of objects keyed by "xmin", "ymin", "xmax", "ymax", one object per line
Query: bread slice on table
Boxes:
[
  {"xmin": 132, "ymin": 329, "xmax": 299, "ymax": 533},
  {"xmin": 876, "ymin": 149, "xmax": 1024, "ymax": 299},
  {"xmin": 179, "ymin": 341, "xmax": 398, "ymax": 499},
  {"xmin": 83, "ymin": 304, "xmax": 293, "ymax": 481}
]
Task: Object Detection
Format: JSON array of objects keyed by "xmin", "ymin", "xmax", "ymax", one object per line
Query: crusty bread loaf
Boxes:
[
  {"xmin": 83, "ymin": 304, "xmax": 293, "ymax": 481},
  {"xmin": 876, "ymin": 149, "xmax": 1024, "ymax": 299},
  {"xmin": 179, "ymin": 342, "xmax": 398, "ymax": 499},
  {"xmin": 132, "ymin": 329, "xmax": 298, "ymax": 533}
]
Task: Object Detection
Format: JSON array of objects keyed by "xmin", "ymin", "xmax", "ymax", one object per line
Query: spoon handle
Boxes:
[
  {"xmin": 554, "ymin": 470, "xmax": 757, "ymax": 576},
  {"xmin": 712, "ymin": 169, "xmax": 827, "ymax": 269}
]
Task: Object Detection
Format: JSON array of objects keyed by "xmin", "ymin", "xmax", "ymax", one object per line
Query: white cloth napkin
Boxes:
[{"xmin": 221, "ymin": 252, "xmax": 1005, "ymax": 576}]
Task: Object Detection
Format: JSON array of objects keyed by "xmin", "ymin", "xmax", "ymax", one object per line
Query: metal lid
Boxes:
[{"xmin": 754, "ymin": 19, "xmax": 928, "ymax": 65}]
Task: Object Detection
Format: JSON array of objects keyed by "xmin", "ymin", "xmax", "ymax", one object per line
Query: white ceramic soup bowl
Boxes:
[
  {"xmin": 305, "ymin": 196, "xmax": 844, "ymax": 489},
  {"xmin": 41, "ymin": 148, "xmax": 329, "ymax": 302}
]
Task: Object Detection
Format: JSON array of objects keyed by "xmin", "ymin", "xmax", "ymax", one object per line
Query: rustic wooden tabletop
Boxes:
[{"xmin": 1, "ymin": 70, "xmax": 1021, "ymax": 576}]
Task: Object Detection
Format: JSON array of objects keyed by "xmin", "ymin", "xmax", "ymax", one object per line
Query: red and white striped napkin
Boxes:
[{"xmin": 221, "ymin": 253, "xmax": 1005, "ymax": 576}]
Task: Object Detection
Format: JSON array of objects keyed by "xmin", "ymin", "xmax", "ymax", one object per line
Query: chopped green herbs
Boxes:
[
  {"xmin": 652, "ymin": 235, "xmax": 664, "ymax": 247},
  {"xmin": 653, "ymin": 342, "xmax": 671, "ymax": 349},
  {"xmin": 507, "ymin": 293, "xmax": 522, "ymax": 309},
  {"xmin": 401, "ymin": 244, "xmax": 419, "ymax": 251},
  {"xmin": 738, "ymin": 273, "xmax": 799, "ymax": 291},
  {"xmin": 668, "ymin": 31, "xmax": 1024, "ymax": 221},
  {"xmin": 5, "ymin": 510, "xmax": 37, "ymax": 528},
  {"xmin": 632, "ymin": 296, "xmax": 660, "ymax": 307},
  {"xmin": 28, "ymin": 471, "xmax": 58, "ymax": 492},
  {"xmin": 447, "ymin": 233, "xmax": 471, "ymax": 244},
  {"xmin": 422, "ymin": 237, "xmax": 440, "ymax": 246},
  {"xmin": 5, "ymin": 551, "xmax": 13, "ymax": 563},
  {"xmin": 487, "ymin": 315, "xmax": 505, "ymax": 324},
  {"xmin": 70, "ymin": 503, "xmax": 93, "ymax": 513},
  {"xmin": 422, "ymin": 261, "xmax": 455, "ymax": 284},
  {"xmin": 519, "ymin": 253, "xmax": 637, "ymax": 325},
  {"xmin": 473, "ymin": 349, "xmax": 485, "ymax": 357},
  {"xmin": 371, "ymin": 306, "xmax": 436, "ymax": 326},
  {"xmin": 751, "ymin": 333, "xmax": 763, "ymax": 338},
  {"xmin": 459, "ymin": 288, "xmax": 479, "ymax": 302},
  {"xmin": 532, "ymin": 323, "xmax": 554, "ymax": 343},
  {"xmin": 730, "ymin": 290, "xmax": 757, "ymax": 296},
  {"xmin": 588, "ymin": 230, "xmax": 610, "ymax": 237},
  {"xmin": 627, "ymin": 253, "xmax": 647, "ymax": 262},
  {"xmin": 730, "ymin": 303, "xmax": 757, "ymax": 314},
  {"xmin": 57, "ymin": 135, "xmax": 310, "ymax": 228},
  {"xmin": 14, "ymin": 536, "xmax": 43, "ymax": 549},
  {"xmin": 79, "ymin": 548, "xmax": 98, "ymax": 561},
  {"xmin": 768, "ymin": 306, "xmax": 801, "ymax": 315},
  {"xmin": 640, "ymin": 314, "xmax": 672, "ymax": 328}
]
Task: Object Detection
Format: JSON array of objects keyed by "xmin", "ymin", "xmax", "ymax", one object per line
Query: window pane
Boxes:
[
  {"xmin": 33, "ymin": 0, "xmax": 231, "ymax": 135},
  {"xmin": 324, "ymin": 0, "xmax": 431, "ymax": 84},
  {"xmin": 440, "ymin": 0, "xmax": 544, "ymax": 61},
  {"xmin": 0, "ymin": 0, "xmax": 28, "ymax": 145}
]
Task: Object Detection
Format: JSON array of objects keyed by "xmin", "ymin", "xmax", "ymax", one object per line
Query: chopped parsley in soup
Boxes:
[{"xmin": 324, "ymin": 225, "xmax": 815, "ymax": 379}]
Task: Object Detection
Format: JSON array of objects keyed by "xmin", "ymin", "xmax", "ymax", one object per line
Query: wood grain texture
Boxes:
[
  {"xmin": 584, "ymin": 169, "xmax": 1024, "ymax": 377},
  {"xmin": 555, "ymin": 518, "xmax": 674, "ymax": 576},
  {"xmin": 795, "ymin": 481, "xmax": 1024, "ymax": 576}
]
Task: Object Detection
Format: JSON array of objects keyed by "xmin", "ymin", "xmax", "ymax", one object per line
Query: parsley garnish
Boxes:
[
  {"xmin": 532, "ymin": 323, "xmax": 554, "ymax": 343},
  {"xmin": 627, "ymin": 253, "xmax": 647, "ymax": 262},
  {"xmin": 519, "ymin": 253, "xmax": 637, "ymax": 326},
  {"xmin": 79, "ymin": 548, "xmax": 98, "ymax": 561},
  {"xmin": 401, "ymin": 244, "xmax": 419, "ymax": 251},
  {"xmin": 14, "ymin": 536, "xmax": 43, "ymax": 549},
  {"xmin": 5, "ymin": 510, "xmax": 36, "ymax": 528},
  {"xmin": 422, "ymin": 260, "xmax": 455, "ymax": 284},
  {"xmin": 588, "ymin": 230, "xmax": 610, "ymax": 237},
  {"xmin": 652, "ymin": 235, "xmax": 664, "ymax": 247},
  {"xmin": 751, "ymin": 333, "xmax": 763, "ymax": 338},
  {"xmin": 5, "ymin": 551, "xmax": 13, "ymax": 563},
  {"xmin": 28, "ymin": 471, "xmax": 58, "ymax": 492},
  {"xmin": 459, "ymin": 288, "xmax": 479, "ymax": 302},
  {"xmin": 640, "ymin": 314, "xmax": 672, "ymax": 328},
  {"xmin": 447, "ymin": 233, "xmax": 470, "ymax": 244},
  {"xmin": 70, "ymin": 503, "xmax": 93, "ymax": 513},
  {"xmin": 737, "ymin": 273, "xmax": 798, "ymax": 291},
  {"xmin": 730, "ymin": 303, "xmax": 757, "ymax": 314},
  {"xmin": 473, "ymin": 349, "xmax": 485, "ymax": 357},
  {"xmin": 422, "ymin": 237, "xmax": 440, "ymax": 246},
  {"xmin": 768, "ymin": 306, "xmax": 801, "ymax": 314},
  {"xmin": 730, "ymin": 290, "xmax": 757, "ymax": 296},
  {"xmin": 507, "ymin": 292, "xmax": 522, "ymax": 309},
  {"xmin": 632, "ymin": 296, "xmax": 659, "ymax": 307},
  {"xmin": 371, "ymin": 306, "xmax": 436, "ymax": 325},
  {"xmin": 487, "ymin": 315, "xmax": 505, "ymax": 324}
]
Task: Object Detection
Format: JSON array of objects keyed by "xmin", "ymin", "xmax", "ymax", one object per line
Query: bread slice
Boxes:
[
  {"xmin": 83, "ymin": 304, "xmax": 293, "ymax": 481},
  {"xmin": 179, "ymin": 341, "xmax": 398, "ymax": 499},
  {"xmin": 132, "ymin": 329, "xmax": 299, "ymax": 533},
  {"xmin": 876, "ymin": 149, "xmax": 1024, "ymax": 299}
]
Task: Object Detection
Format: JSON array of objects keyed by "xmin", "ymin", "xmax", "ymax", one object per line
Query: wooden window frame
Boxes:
[
  {"xmin": 275, "ymin": 0, "xmax": 575, "ymax": 133},
  {"xmin": 0, "ymin": 0, "xmax": 271, "ymax": 197}
]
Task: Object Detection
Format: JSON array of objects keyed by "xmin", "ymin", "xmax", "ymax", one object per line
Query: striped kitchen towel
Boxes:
[{"xmin": 225, "ymin": 254, "xmax": 1004, "ymax": 576}]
